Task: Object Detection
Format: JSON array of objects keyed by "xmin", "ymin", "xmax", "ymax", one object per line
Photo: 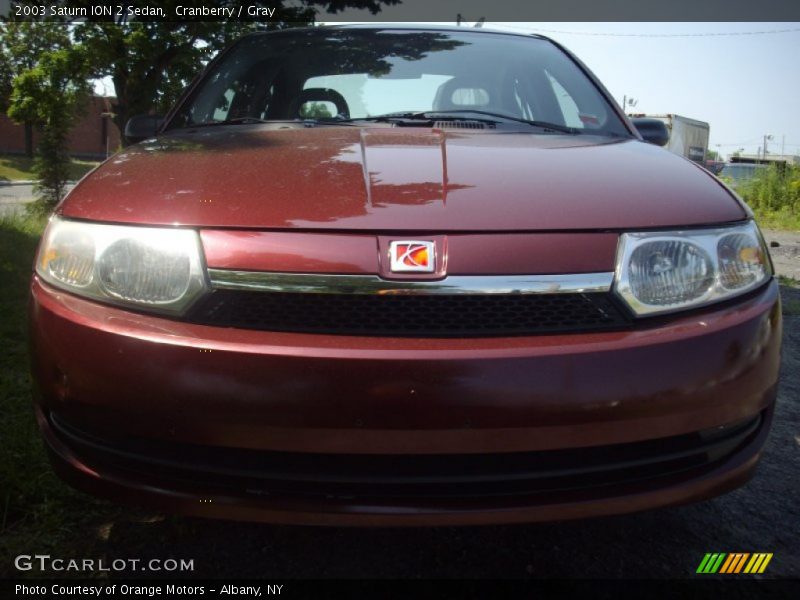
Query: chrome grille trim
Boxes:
[{"xmin": 207, "ymin": 269, "xmax": 614, "ymax": 296}]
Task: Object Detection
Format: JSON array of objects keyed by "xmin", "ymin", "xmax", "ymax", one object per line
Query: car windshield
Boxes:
[{"xmin": 168, "ymin": 28, "xmax": 630, "ymax": 137}]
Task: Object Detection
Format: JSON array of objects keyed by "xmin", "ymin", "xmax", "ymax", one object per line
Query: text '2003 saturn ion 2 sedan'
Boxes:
[{"xmin": 30, "ymin": 25, "xmax": 781, "ymax": 526}]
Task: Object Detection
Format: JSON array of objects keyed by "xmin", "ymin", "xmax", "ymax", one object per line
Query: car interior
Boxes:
[{"xmin": 171, "ymin": 31, "xmax": 618, "ymax": 135}]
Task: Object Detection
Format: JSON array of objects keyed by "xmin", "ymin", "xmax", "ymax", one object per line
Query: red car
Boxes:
[{"xmin": 30, "ymin": 25, "xmax": 781, "ymax": 526}]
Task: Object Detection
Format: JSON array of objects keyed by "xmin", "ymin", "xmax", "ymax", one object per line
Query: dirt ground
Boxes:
[{"xmin": 763, "ymin": 229, "xmax": 800, "ymax": 281}]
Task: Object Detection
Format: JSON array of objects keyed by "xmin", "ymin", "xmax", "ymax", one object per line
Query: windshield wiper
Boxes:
[
  {"xmin": 190, "ymin": 117, "xmax": 272, "ymax": 128},
  {"xmin": 188, "ymin": 116, "xmax": 359, "ymax": 129},
  {"xmin": 188, "ymin": 112, "xmax": 583, "ymax": 134},
  {"xmin": 346, "ymin": 111, "xmax": 582, "ymax": 134}
]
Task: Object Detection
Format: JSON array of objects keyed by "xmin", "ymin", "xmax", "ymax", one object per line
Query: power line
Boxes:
[
  {"xmin": 715, "ymin": 142, "xmax": 800, "ymax": 147},
  {"xmin": 714, "ymin": 142, "xmax": 763, "ymax": 147},
  {"xmin": 515, "ymin": 27, "xmax": 800, "ymax": 38}
]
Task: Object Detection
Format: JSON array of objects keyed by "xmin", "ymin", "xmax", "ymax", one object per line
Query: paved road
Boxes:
[
  {"xmin": 0, "ymin": 183, "xmax": 78, "ymax": 217},
  {"xmin": 0, "ymin": 183, "xmax": 33, "ymax": 217},
  {"xmin": 0, "ymin": 183, "xmax": 78, "ymax": 216}
]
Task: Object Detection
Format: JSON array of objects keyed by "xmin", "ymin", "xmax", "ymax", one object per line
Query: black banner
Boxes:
[
  {"xmin": 2, "ymin": 0, "xmax": 800, "ymax": 22},
  {"xmin": 4, "ymin": 578, "xmax": 800, "ymax": 599}
]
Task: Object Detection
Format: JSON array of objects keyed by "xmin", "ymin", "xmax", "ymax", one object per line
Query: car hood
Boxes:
[{"xmin": 61, "ymin": 126, "xmax": 745, "ymax": 231}]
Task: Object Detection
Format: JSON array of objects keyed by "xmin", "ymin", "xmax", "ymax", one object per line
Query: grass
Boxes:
[
  {"xmin": 0, "ymin": 213, "xmax": 133, "ymax": 577},
  {"xmin": 0, "ymin": 153, "xmax": 100, "ymax": 183},
  {"xmin": 731, "ymin": 164, "xmax": 800, "ymax": 232},
  {"xmin": 778, "ymin": 275, "xmax": 800, "ymax": 288},
  {"xmin": 752, "ymin": 208, "xmax": 800, "ymax": 232}
]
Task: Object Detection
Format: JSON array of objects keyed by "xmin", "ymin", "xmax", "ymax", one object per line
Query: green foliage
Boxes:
[
  {"xmin": 72, "ymin": 20, "xmax": 258, "ymax": 134},
  {"xmin": 8, "ymin": 47, "xmax": 92, "ymax": 213},
  {"xmin": 0, "ymin": 214, "xmax": 124, "ymax": 569},
  {"xmin": 750, "ymin": 208, "xmax": 800, "ymax": 231},
  {"xmin": 0, "ymin": 51, "xmax": 12, "ymax": 114},
  {"xmin": 735, "ymin": 165, "xmax": 800, "ymax": 231},
  {"xmin": 0, "ymin": 22, "xmax": 71, "ymax": 114},
  {"xmin": 66, "ymin": 1, "xmax": 398, "ymax": 143}
]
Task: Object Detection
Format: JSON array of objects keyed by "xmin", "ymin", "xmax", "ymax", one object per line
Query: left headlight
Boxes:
[
  {"xmin": 36, "ymin": 216, "xmax": 207, "ymax": 315},
  {"xmin": 614, "ymin": 221, "xmax": 772, "ymax": 316}
]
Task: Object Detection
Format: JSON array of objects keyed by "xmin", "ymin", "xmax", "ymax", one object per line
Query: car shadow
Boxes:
[
  {"xmin": 97, "ymin": 445, "xmax": 795, "ymax": 579},
  {"xmin": 93, "ymin": 294, "xmax": 800, "ymax": 579}
]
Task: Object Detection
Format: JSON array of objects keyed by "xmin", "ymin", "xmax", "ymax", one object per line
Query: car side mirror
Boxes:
[
  {"xmin": 124, "ymin": 114, "xmax": 165, "ymax": 144},
  {"xmin": 630, "ymin": 118, "xmax": 669, "ymax": 147}
]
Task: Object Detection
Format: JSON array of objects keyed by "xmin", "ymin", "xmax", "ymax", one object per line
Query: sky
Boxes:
[
  {"xmin": 468, "ymin": 22, "xmax": 800, "ymax": 158},
  {"xmin": 93, "ymin": 21, "xmax": 800, "ymax": 159}
]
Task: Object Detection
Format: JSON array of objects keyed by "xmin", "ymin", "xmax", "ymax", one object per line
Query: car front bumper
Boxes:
[{"xmin": 29, "ymin": 276, "xmax": 782, "ymax": 526}]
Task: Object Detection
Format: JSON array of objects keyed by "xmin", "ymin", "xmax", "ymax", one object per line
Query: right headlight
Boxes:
[
  {"xmin": 614, "ymin": 221, "xmax": 772, "ymax": 316},
  {"xmin": 35, "ymin": 216, "xmax": 207, "ymax": 315}
]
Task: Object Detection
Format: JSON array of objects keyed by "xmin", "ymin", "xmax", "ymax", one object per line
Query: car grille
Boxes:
[
  {"xmin": 186, "ymin": 290, "xmax": 631, "ymax": 337},
  {"xmin": 49, "ymin": 412, "xmax": 763, "ymax": 501}
]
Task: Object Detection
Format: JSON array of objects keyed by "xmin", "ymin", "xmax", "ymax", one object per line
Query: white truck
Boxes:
[{"xmin": 630, "ymin": 114, "xmax": 710, "ymax": 165}]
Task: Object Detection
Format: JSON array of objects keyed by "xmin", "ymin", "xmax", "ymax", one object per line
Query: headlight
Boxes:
[
  {"xmin": 36, "ymin": 216, "xmax": 207, "ymax": 315},
  {"xmin": 614, "ymin": 221, "xmax": 771, "ymax": 316}
]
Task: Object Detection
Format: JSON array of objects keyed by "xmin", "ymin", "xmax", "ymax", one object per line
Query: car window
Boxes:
[
  {"xmin": 169, "ymin": 29, "xmax": 629, "ymax": 137},
  {"xmin": 546, "ymin": 72, "xmax": 583, "ymax": 128},
  {"xmin": 211, "ymin": 88, "xmax": 236, "ymax": 121},
  {"xmin": 302, "ymin": 73, "xmax": 454, "ymax": 117}
]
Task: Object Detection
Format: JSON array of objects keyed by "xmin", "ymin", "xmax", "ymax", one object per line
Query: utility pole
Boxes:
[
  {"xmin": 762, "ymin": 134, "xmax": 773, "ymax": 160},
  {"xmin": 621, "ymin": 96, "xmax": 637, "ymax": 114}
]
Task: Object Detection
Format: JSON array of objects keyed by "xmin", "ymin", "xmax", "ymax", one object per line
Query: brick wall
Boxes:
[{"xmin": 0, "ymin": 96, "xmax": 121, "ymax": 159}]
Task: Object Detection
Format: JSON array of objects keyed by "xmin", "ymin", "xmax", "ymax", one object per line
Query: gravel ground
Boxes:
[
  {"xmin": 763, "ymin": 230, "xmax": 800, "ymax": 281},
  {"xmin": 92, "ymin": 286, "xmax": 800, "ymax": 580}
]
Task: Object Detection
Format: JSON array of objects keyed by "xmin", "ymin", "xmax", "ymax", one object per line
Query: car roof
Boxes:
[{"xmin": 241, "ymin": 23, "xmax": 549, "ymax": 42}]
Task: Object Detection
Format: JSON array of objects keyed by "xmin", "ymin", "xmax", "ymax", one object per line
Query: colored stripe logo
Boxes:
[{"xmin": 696, "ymin": 553, "xmax": 773, "ymax": 574}]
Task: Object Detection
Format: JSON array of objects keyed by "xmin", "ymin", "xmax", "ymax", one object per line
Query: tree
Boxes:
[
  {"xmin": 0, "ymin": 22, "xmax": 71, "ymax": 156},
  {"xmin": 0, "ymin": 52, "xmax": 12, "ymax": 113},
  {"xmin": 2, "ymin": 0, "xmax": 399, "ymax": 214},
  {"xmin": 67, "ymin": 0, "xmax": 398, "ymax": 145},
  {"xmin": 8, "ymin": 47, "xmax": 91, "ymax": 213},
  {"xmin": 72, "ymin": 20, "xmax": 252, "ymax": 140}
]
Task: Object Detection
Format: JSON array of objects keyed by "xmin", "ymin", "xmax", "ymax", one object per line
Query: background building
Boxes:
[
  {"xmin": 733, "ymin": 153, "xmax": 800, "ymax": 166},
  {"xmin": 0, "ymin": 96, "xmax": 121, "ymax": 160}
]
